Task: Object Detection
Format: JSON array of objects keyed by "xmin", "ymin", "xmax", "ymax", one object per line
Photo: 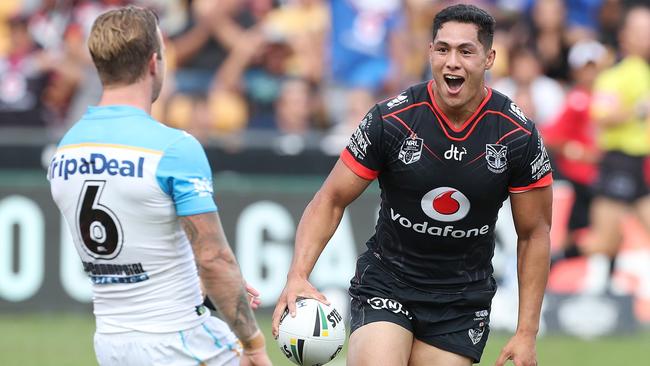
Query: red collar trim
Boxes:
[{"xmin": 427, "ymin": 80, "xmax": 492, "ymax": 133}]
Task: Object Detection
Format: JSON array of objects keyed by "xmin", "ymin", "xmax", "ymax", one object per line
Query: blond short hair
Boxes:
[{"xmin": 88, "ymin": 6, "xmax": 160, "ymax": 86}]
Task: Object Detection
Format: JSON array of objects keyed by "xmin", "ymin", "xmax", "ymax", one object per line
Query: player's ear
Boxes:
[
  {"xmin": 485, "ymin": 48, "xmax": 496, "ymax": 70},
  {"xmin": 148, "ymin": 52, "xmax": 158, "ymax": 76}
]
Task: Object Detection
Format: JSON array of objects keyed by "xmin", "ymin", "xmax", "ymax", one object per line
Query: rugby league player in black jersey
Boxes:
[{"xmin": 273, "ymin": 4, "xmax": 553, "ymax": 366}]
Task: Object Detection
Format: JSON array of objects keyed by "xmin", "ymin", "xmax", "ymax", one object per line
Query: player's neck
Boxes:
[
  {"xmin": 98, "ymin": 81, "xmax": 153, "ymax": 115},
  {"xmin": 436, "ymin": 86, "xmax": 488, "ymax": 128}
]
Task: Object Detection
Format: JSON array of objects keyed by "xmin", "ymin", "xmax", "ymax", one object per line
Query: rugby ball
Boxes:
[{"xmin": 277, "ymin": 298, "xmax": 346, "ymax": 366}]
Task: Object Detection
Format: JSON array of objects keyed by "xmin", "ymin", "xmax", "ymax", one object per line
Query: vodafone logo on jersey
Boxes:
[
  {"xmin": 390, "ymin": 187, "xmax": 488, "ymax": 238},
  {"xmin": 420, "ymin": 187, "xmax": 470, "ymax": 222}
]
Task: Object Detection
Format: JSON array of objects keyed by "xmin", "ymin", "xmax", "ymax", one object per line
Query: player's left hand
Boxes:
[
  {"xmin": 245, "ymin": 282, "xmax": 261, "ymax": 310},
  {"xmin": 494, "ymin": 332, "xmax": 537, "ymax": 366}
]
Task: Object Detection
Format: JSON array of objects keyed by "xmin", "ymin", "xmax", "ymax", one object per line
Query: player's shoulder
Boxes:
[
  {"xmin": 376, "ymin": 81, "xmax": 430, "ymax": 115},
  {"xmin": 487, "ymin": 88, "xmax": 536, "ymax": 132},
  {"xmin": 58, "ymin": 107, "xmax": 198, "ymax": 152},
  {"xmin": 150, "ymin": 121, "xmax": 197, "ymax": 145},
  {"xmin": 149, "ymin": 124, "xmax": 206, "ymax": 159},
  {"xmin": 117, "ymin": 117, "xmax": 200, "ymax": 154}
]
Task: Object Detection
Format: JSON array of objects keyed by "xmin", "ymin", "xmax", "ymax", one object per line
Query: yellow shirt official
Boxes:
[{"xmin": 592, "ymin": 56, "xmax": 650, "ymax": 156}]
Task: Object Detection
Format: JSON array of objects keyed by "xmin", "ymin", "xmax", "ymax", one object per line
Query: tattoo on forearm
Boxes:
[
  {"xmin": 182, "ymin": 214, "xmax": 258, "ymax": 340},
  {"xmin": 180, "ymin": 217, "xmax": 198, "ymax": 243},
  {"xmin": 233, "ymin": 286, "xmax": 258, "ymax": 338}
]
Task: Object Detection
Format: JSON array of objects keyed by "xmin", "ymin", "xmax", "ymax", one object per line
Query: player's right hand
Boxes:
[{"xmin": 271, "ymin": 274, "xmax": 329, "ymax": 339}]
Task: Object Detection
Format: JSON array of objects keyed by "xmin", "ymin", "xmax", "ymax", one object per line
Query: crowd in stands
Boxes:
[{"xmin": 0, "ymin": 0, "xmax": 647, "ymax": 153}]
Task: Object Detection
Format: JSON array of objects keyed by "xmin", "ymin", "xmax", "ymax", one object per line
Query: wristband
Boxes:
[{"xmin": 242, "ymin": 329, "xmax": 265, "ymax": 354}]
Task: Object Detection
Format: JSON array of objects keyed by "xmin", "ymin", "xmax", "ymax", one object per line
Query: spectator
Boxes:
[
  {"xmin": 0, "ymin": 15, "xmax": 51, "ymax": 127},
  {"xmin": 49, "ymin": 0, "xmax": 117, "ymax": 129},
  {"xmin": 262, "ymin": 0, "xmax": 329, "ymax": 85},
  {"xmin": 275, "ymin": 77, "xmax": 313, "ymax": 136},
  {"xmin": 525, "ymin": 0, "xmax": 573, "ymax": 82},
  {"xmin": 564, "ymin": 0, "xmax": 603, "ymax": 41},
  {"xmin": 169, "ymin": 0, "xmax": 254, "ymax": 96},
  {"xmin": 324, "ymin": 0, "xmax": 404, "ymax": 130},
  {"xmin": 544, "ymin": 40, "xmax": 607, "ymax": 268},
  {"xmin": 270, "ymin": 77, "xmax": 316, "ymax": 155},
  {"xmin": 214, "ymin": 27, "xmax": 293, "ymax": 130},
  {"xmin": 491, "ymin": 46, "xmax": 565, "ymax": 126},
  {"xmin": 598, "ymin": 0, "xmax": 625, "ymax": 49},
  {"xmin": 580, "ymin": 4, "xmax": 650, "ymax": 294},
  {"xmin": 165, "ymin": 0, "xmax": 257, "ymax": 140}
]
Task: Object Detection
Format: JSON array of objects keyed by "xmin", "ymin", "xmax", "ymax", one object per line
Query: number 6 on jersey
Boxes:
[{"xmin": 76, "ymin": 180, "xmax": 124, "ymax": 259}]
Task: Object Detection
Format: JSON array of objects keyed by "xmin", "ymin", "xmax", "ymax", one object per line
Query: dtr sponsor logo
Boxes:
[{"xmin": 444, "ymin": 144, "xmax": 467, "ymax": 161}]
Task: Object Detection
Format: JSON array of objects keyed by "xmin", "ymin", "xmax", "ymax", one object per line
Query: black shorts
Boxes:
[
  {"xmin": 594, "ymin": 151, "xmax": 650, "ymax": 203},
  {"xmin": 349, "ymin": 251, "xmax": 497, "ymax": 363},
  {"xmin": 567, "ymin": 181, "xmax": 594, "ymax": 231}
]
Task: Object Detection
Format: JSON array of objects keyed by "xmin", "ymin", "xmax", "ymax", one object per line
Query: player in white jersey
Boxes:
[{"xmin": 48, "ymin": 6, "xmax": 271, "ymax": 366}]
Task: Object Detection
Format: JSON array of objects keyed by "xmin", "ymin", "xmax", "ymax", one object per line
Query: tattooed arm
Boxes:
[{"xmin": 180, "ymin": 212, "xmax": 268, "ymax": 359}]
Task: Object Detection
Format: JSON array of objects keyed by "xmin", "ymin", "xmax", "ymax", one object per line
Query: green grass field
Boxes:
[{"xmin": 0, "ymin": 313, "xmax": 648, "ymax": 365}]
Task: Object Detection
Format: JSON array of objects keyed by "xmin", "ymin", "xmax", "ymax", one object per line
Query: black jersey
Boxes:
[{"xmin": 342, "ymin": 81, "xmax": 553, "ymax": 287}]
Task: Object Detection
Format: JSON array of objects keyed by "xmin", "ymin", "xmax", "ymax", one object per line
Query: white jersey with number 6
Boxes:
[{"xmin": 49, "ymin": 105, "xmax": 217, "ymax": 334}]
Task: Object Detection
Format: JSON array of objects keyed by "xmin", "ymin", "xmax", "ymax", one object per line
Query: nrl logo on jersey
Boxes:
[
  {"xmin": 485, "ymin": 144, "xmax": 507, "ymax": 173},
  {"xmin": 399, "ymin": 137, "xmax": 423, "ymax": 164}
]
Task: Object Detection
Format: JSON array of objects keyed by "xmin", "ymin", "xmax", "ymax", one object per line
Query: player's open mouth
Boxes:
[{"xmin": 444, "ymin": 74, "xmax": 465, "ymax": 94}]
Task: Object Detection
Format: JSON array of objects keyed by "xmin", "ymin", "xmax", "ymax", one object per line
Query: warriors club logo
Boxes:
[
  {"xmin": 485, "ymin": 144, "xmax": 508, "ymax": 173},
  {"xmin": 420, "ymin": 187, "xmax": 470, "ymax": 222}
]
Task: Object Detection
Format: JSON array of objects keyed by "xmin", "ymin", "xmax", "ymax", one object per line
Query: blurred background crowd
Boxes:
[{"xmin": 0, "ymin": 0, "xmax": 646, "ymax": 151}]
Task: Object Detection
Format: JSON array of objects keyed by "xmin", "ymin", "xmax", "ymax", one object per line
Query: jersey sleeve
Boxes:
[
  {"xmin": 340, "ymin": 105, "xmax": 384, "ymax": 180},
  {"xmin": 508, "ymin": 126, "xmax": 554, "ymax": 193},
  {"xmin": 156, "ymin": 133, "xmax": 217, "ymax": 216}
]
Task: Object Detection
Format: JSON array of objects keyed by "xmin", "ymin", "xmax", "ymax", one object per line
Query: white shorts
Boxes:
[{"xmin": 94, "ymin": 317, "xmax": 242, "ymax": 366}]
